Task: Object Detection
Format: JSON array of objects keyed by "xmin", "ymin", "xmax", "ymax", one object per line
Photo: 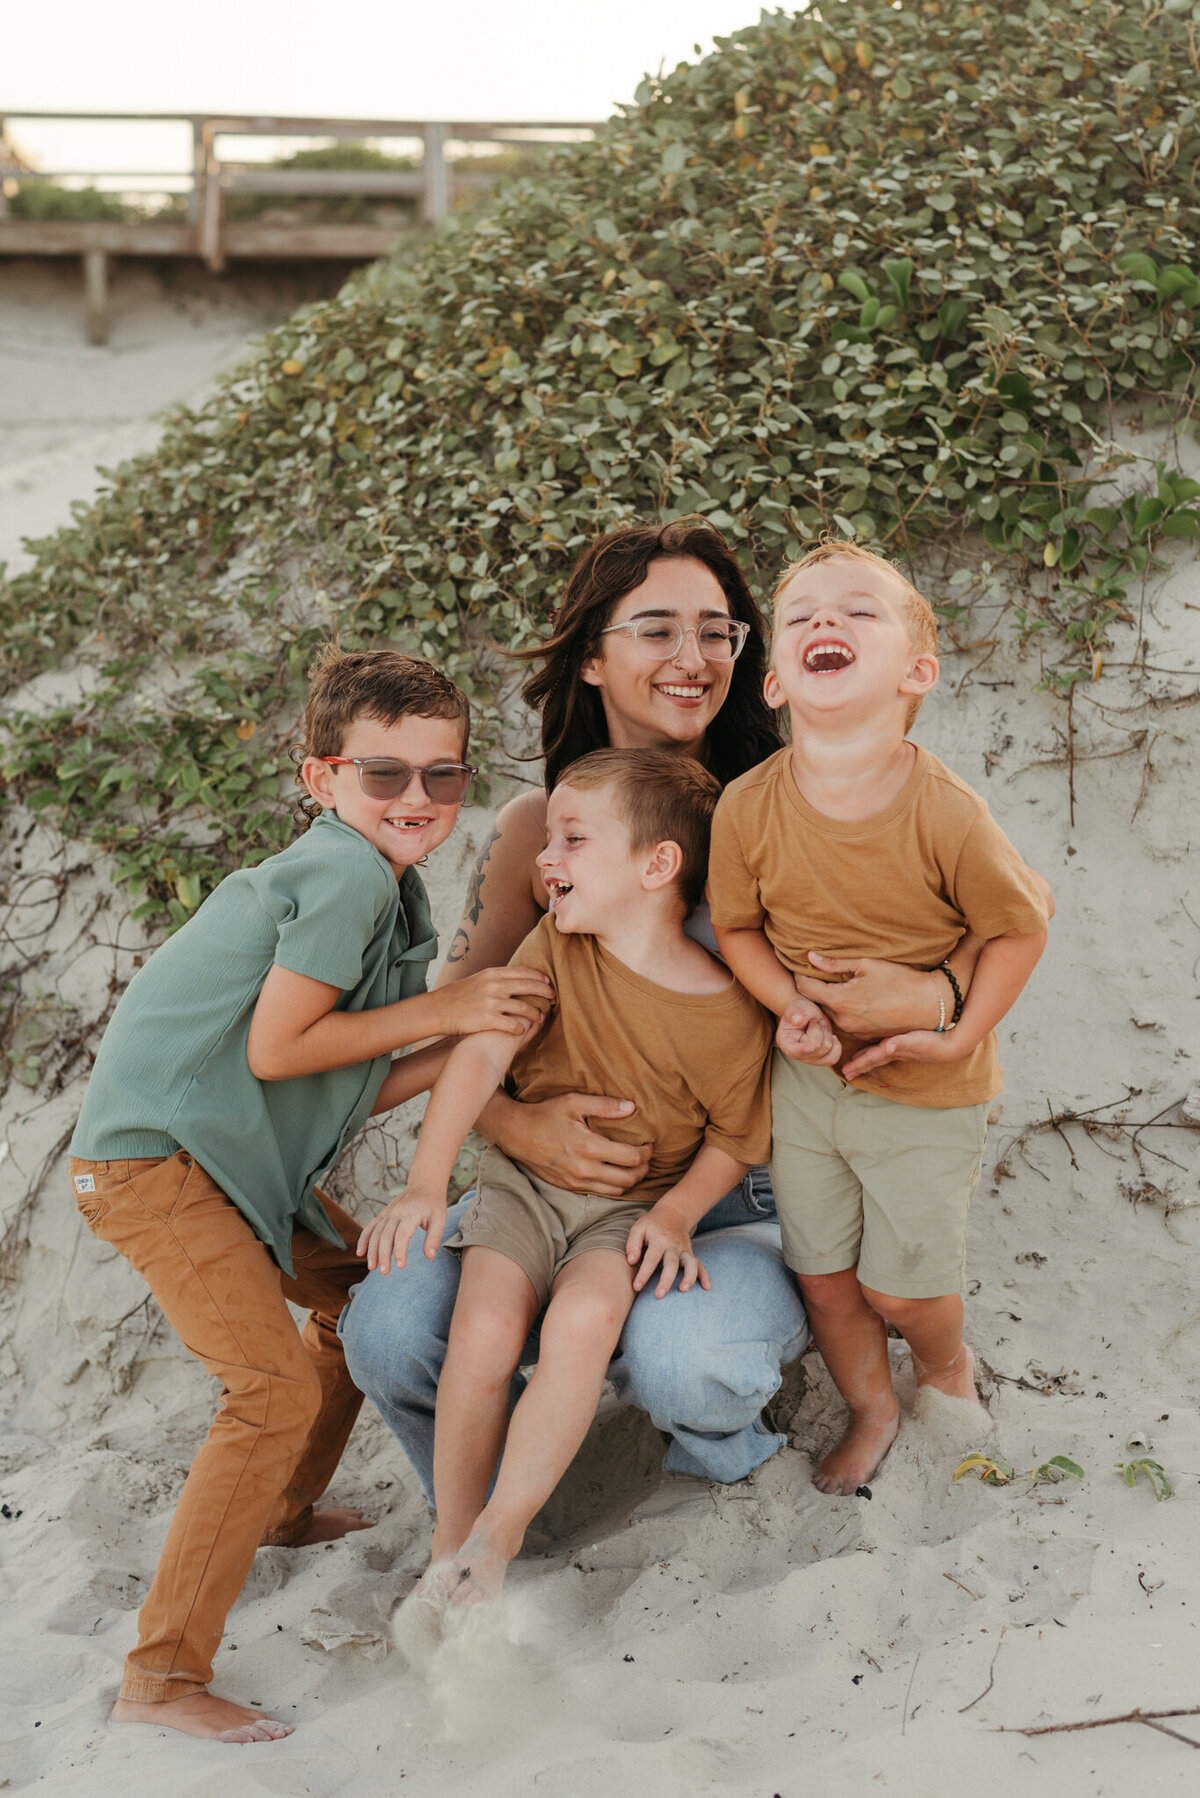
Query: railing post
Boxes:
[
  {"xmin": 83, "ymin": 249, "xmax": 109, "ymax": 345},
  {"xmin": 199, "ymin": 121, "xmax": 224, "ymax": 272},
  {"xmin": 188, "ymin": 118, "xmax": 205, "ymax": 235},
  {"xmin": 422, "ymin": 122, "xmax": 449, "ymax": 223}
]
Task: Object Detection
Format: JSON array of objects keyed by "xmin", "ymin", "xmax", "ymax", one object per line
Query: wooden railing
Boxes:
[{"xmin": 0, "ymin": 110, "xmax": 599, "ymax": 340}]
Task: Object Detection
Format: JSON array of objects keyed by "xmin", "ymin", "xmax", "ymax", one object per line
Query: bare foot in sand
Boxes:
[
  {"xmin": 110, "ymin": 1692, "xmax": 293, "ymax": 1742},
  {"xmin": 912, "ymin": 1344, "xmax": 984, "ymax": 1408},
  {"xmin": 812, "ymin": 1402, "xmax": 900, "ymax": 1495},
  {"xmin": 290, "ymin": 1507, "xmax": 374, "ymax": 1545}
]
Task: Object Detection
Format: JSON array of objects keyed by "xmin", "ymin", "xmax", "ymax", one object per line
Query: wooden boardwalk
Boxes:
[{"xmin": 0, "ymin": 110, "xmax": 599, "ymax": 340}]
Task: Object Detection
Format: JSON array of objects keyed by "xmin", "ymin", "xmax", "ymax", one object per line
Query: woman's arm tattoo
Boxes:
[{"xmin": 444, "ymin": 824, "xmax": 501, "ymax": 964}]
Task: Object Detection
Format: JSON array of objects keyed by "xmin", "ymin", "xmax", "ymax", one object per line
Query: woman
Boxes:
[{"xmin": 340, "ymin": 519, "xmax": 984, "ymax": 1489}]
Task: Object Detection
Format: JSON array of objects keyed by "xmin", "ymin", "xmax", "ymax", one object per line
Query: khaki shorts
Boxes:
[
  {"xmin": 769, "ymin": 1056, "xmax": 989, "ymax": 1299},
  {"xmin": 446, "ymin": 1146, "xmax": 649, "ymax": 1307}
]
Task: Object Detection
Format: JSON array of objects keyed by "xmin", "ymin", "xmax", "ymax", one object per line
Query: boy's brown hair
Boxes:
[
  {"xmin": 556, "ymin": 747, "xmax": 721, "ymax": 910},
  {"xmin": 293, "ymin": 644, "xmax": 471, "ymax": 823},
  {"xmin": 771, "ymin": 539, "xmax": 939, "ymax": 729}
]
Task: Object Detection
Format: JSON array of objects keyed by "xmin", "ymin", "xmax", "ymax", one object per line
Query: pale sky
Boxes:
[{"xmin": 6, "ymin": 0, "xmax": 771, "ymax": 175}]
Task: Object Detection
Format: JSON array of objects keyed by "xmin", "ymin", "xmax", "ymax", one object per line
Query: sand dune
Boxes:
[{"xmin": 1, "ymin": 281, "xmax": 1198, "ymax": 1794}]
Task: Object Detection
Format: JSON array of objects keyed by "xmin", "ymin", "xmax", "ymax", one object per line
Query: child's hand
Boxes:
[
  {"xmin": 432, "ymin": 966, "xmax": 554, "ymax": 1039},
  {"xmin": 356, "ymin": 1186, "xmax": 447, "ymax": 1274},
  {"xmin": 840, "ymin": 1028, "xmax": 974, "ymax": 1083},
  {"xmin": 776, "ymin": 997, "xmax": 839, "ymax": 1065},
  {"xmin": 626, "ymin": 1205, "xmax": 711, "ymax": 1299}
]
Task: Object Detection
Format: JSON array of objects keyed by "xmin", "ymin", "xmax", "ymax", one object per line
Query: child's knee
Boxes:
[
  {"xmin": 859, "ymin": 1287, "xmax": 937, "ymax": 1333},
  {"xmin": 452, "ymin": 1294, "xmax": 532, "ymax": 1368},
  {"xmin": 796, "ymin": 1267, "xmax": 865, "ymax": 1315}
]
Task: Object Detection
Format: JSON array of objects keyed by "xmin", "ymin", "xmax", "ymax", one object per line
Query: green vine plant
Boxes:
[
  {"xmin": 3, "ymin": 0, "xmax": 1200, "ymax": 931},
  {"xmin": 1115, "ymin": 1457, "xmax": 1173, "ymax": 1500}
]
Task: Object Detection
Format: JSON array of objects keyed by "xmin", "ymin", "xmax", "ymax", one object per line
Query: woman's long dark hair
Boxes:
[{"xmin": 518, "ymin": 518, "xmax": 780, "ymax": 792}]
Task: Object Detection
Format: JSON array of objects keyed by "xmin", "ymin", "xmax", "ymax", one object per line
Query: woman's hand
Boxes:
[
  {"xmin": 626, "ymin": 1203, "xmax": 711, "ymax": 1298},
  {"xmin": 793, "ymin": 953, "xmax": 945, "ymax": 1037},
  {"xmin": 484, "ymin": 1090, "xmax": 651, "ymax": 1196},
  {"xmin": 357, "ymin": 1186, "xmax": 447, "ymax": 1275},
  {"xmin": 776, "ymin": 998, "xmax": 839, "ymax": 1064},
  {"xmin": 840, "ymin": 1028, "xmax": 976, "ymax": 1083}
]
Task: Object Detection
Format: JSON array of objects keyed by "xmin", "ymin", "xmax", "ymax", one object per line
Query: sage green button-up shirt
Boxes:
[{"xmin": 71, "ymin": 811, "xmax": 437, "ymax": 1273}]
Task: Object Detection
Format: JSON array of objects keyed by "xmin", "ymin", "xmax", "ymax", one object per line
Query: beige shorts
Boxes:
[
  {"xmin": 769, "ymin": 1056, "xmax": 989, "ymax": 1299},
  {"xmin": 446, "ymin": 1146, "xmax": 649, "ymax": 1307}
]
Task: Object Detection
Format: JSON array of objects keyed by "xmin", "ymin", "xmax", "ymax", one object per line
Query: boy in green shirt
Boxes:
[{"xmin": 68, "ymin": 647, "xmax": 552, "ymax": 1743}]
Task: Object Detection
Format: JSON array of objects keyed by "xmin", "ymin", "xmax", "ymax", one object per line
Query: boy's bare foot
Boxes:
[
  {"xmin": 912, "ymin": 1344, "xmax": 983, "ymax": 1407},
  {"xmin": 290, "ymin": 1507, "xmax": 374, "ymax": 1545},
  {"xmin": 109, "ymin": 1692, "xmax": 293, "ymax": 1742},
  {"xmin": 812, "ymin": 1403, "xmax": 900, "ymax": 1495}
]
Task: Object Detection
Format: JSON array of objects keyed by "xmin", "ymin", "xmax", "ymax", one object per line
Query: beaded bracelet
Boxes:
[{"xmin": 937, "ymin": 960, "xmax": 964, "ymax": 1030}]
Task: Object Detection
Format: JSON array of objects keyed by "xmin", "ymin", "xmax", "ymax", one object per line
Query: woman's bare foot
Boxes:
[
  {"xmin": 109, "ymin": 1692, "xmax": 292, "ymax": 1742},
  {"xmin": 812, "ymin": 1403, "xmax": 900, "ymax": 1495},
  {"xmin": 911, "ymin": 1344, "xmax": 982, "ymax": 1406},
  {"xmin": 290, "ymin": 1507, "xmax": 374, "ymax": 1545}
]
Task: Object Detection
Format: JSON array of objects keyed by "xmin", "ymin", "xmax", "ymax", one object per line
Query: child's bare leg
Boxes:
[
  {"xmin": 450, "ymin": 1250, "xmax": 634, "ymax": 1603},
  {"xmin": 861, "ymin": 1288, "xmax": 981, "ymax": 1405},
  {"xmin": 430, "ymin": 1248, "xmax": 540, "ymax": 1564},
  {"xmin": 796, "ymin": 1268, "xmax": 899, "ymax": 1495}
]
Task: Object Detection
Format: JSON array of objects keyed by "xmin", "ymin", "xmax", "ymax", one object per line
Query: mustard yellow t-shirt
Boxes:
[
  {"xmin": 508, "ymin": 914, "xmax": 772, "ymax": 1200},
  {"xmin": 707, "ymin": 746, "xmax": 1049, "ymax": 1108}
]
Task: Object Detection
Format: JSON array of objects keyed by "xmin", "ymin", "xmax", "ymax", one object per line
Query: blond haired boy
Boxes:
[{"xmin": 709, "ymin": 544, "xmax": 1051, "ymax": 1495}]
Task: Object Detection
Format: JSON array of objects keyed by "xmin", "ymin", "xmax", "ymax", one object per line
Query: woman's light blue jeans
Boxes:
[{"xmin": 339, "ymin": 1166, "xmax": 809, "ymax": 1499}]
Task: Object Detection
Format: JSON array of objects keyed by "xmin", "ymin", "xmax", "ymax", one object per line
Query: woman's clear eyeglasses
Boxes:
[
  {"xmin": 321, "ymin": 757, "xmax": 477, "ymax": 803},
  {"xmin": 598, "ymin": 618, "xmax": 751, "ymax": 662}
]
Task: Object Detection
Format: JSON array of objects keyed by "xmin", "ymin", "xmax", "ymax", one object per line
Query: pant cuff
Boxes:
[
  {"xmin": 119, "ymin": 1670, "xmax": 209, "ymax": 1704},
  {"xmin": 259, "ymin": 1502, "xmax": 314, "ymax": 1548}
]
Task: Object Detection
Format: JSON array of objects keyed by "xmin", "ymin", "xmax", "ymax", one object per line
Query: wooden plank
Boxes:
[
  {"xmin": 221, "ymin": 222, "xmax": 405, "ymax": 258},
  {"xmin": 220, "ymin": 169, "xmax": 425, "ymax": 196},
  {"xmin": 0, "ymin": 220, "xmax": 193, "ymax": 253}
]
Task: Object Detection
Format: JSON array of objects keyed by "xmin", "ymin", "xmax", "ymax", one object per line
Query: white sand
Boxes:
[{"xmin": 2, "ymin": 278, "xmax": 1199, "ymax": 1795}]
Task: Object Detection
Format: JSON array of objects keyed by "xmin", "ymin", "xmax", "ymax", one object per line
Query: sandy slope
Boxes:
[{"xmin": 1, "ymin": 290, "xmax": 1198, "ymax": 1794}]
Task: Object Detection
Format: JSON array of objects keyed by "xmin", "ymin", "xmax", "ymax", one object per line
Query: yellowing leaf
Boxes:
[
  {"xmin": 734, "ymin": 86, "xmax": 750, "ymax": 114},
  {"xmin": 601, "ymin": 267, "xmax": 618, "ymax": 290},
  {"xmin": 960, "ymin": 59, "xmax": 979, "ymax": 79},
  {"xmin": 810, "ymin": 142, "xmax": 831, "ymax": 159},
  {"xmin": 820, "ymin": 272, "xmax": 835, "ymax": 290},
  {"xmin": 1091, "ymin": 650, "xmax": 1103, "ymax": 681},
  {"xmin": 733, "ymin": 116, "xmax": 747, "ymax": 139},
  {"xmin": 1044, "ymin": 541, "xmax": 1059, "ymax": 567},
  {"xmin": 281, "ymin": 359, "xmax": 303, "ymax": 376},
  {"xmin": 855, "ymin": 40, "xmax": 874, "ymax": 69},
  {"xmin": 236, "ymin": 720, "xmax": 257, "ymax": 741}
]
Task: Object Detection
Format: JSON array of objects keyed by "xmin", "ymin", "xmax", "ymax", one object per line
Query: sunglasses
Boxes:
[{"xmin": 321, "ymin": 757, "xmax": 477, "ymax": 804}]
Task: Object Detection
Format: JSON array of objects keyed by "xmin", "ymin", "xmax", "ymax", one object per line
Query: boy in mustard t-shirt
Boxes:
[
  {"xmin": 361, "ymin": 748, "xmax": 772, "ymax": 1607},
  {"xmin": 709, "ymin": 543, "xmax": 1050, "ymax": 1497},
  {"xmin": 67, "ymin": 648, "xmax": 552, "ymax": 1743}
]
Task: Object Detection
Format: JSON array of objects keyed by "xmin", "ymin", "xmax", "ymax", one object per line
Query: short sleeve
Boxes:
[
  {"xmin": 257, "ymin": 846, "xmax": 394, "ymax": 991},
  {"xmin": 701, "ymin": 1002, "xmax": 773, "ymax": 1165},
  {"xmin": 509, "ymin": 915, "xmax": 557, "ymax": 981},
  {"xmin": 707, "ymin": 792, "xmax": 766, "ymax": 931},
  {"xmin": 950, "ymin": 811, "xmax": 1051, "ymax": 941}
]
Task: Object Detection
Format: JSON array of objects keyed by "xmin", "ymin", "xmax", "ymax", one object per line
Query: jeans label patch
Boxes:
[{"xmin": 73, "ymin": 1173, "xmax": 96, "ymax": 1194}]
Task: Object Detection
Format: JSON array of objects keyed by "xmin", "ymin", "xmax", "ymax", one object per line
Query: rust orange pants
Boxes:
[{"xmin": 70, "ymin": 1149, "xmax": 366, "ymax": 1703}]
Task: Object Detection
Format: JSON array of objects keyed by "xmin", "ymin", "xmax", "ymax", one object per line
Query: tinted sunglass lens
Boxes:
[
  {"xmin": 425, "ymin": 766, "xmax": 474, "ymax": 802},
  {"xmin": 359, "ymin": 762, "xmax": 412, "ymax": 798}
]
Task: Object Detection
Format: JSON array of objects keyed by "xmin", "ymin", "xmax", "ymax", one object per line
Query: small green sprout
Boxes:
[
  {"xmin": 1115, "ymin": 1458, "xmax": 1172, "ymax": 1500},
  {"xmin": 1029, "ymin": 1456, "xmax": 1085, "ymax": 1488},
  {"xmin": 953, "ymin": 1454, "xmax": 1015, "ymax": 1487}
]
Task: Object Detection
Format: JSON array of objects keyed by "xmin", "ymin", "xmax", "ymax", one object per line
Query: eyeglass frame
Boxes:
[
  {"xmin": 319, "ymin": 756, "xmax": 478, "ymax": 802},
  {"xmin": 597, "ymin": 617, "xmax": 752, "ymax": 662}
]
